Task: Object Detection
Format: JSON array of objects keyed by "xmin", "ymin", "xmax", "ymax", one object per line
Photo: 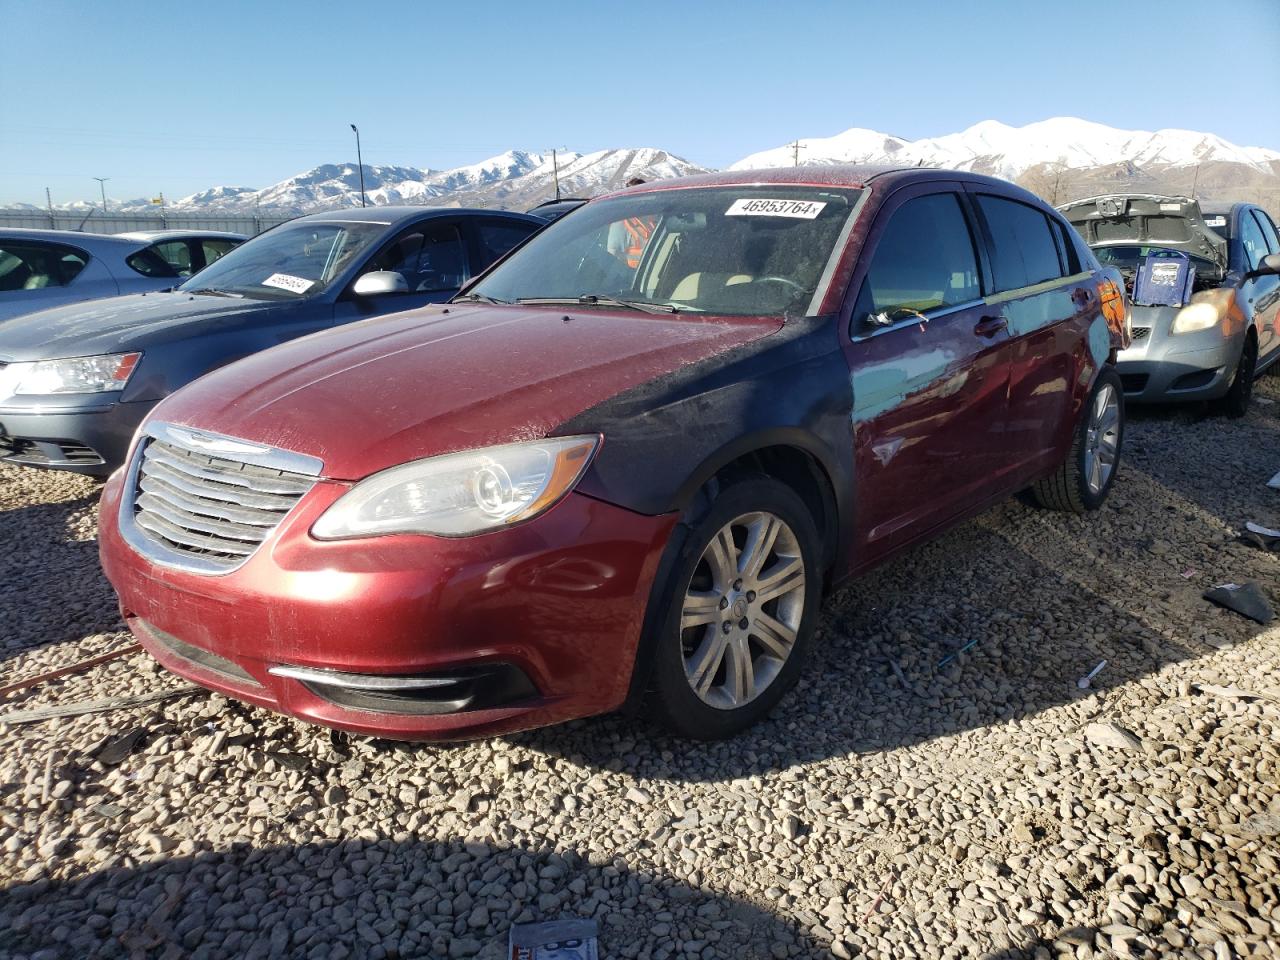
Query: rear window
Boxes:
[
  {"xmin": 977, "ymin": 195, "xmax": 1063, "ymax": 292},
  {"xmin": 476, "ymin": 219, "xmax": 538, "ymax": 263},
  {"xmin": 0, "ymin": 240, "xmax": 89, "ymax": 291}
]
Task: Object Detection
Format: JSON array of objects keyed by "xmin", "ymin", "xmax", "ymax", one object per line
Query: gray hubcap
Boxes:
[
  {"xmin": 679, "ymin": 511, "xmax": 806, "ymax": 710},
  {"xmin": 1084, "ymin": 382, "xmax": 1120, "ymax": 495}
]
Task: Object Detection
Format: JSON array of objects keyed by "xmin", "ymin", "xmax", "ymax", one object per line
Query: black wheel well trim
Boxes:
[{"xmin": 621, "ymin": 429, "xmax": 851, "ymax": 714}]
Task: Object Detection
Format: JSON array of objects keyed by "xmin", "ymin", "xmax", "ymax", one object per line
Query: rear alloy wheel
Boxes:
[
  {"xmin": 1220, "ymin": 335, "xmax": 1257, "ymax": 419},
  {"xmin": 1032, "ymin": 366, "xmax": 1124, "ymax": 513},
  {"xmin": 646, "ymin": 477, "xmax": 821, "ymax": 739}
]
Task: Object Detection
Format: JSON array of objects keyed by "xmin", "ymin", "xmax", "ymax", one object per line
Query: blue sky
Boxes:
[{"xmin": 3, "ymin": 0, "xmax": 1278, "ymax": 205}]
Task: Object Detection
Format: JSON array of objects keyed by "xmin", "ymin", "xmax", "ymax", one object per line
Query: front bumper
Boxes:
[
  {"xmin": 0, "ymin": 399, "xmax": 155, "ymax": 475},
  {"xmin": 98, "ymin": 469, "xmax": 676, "ymax": 740},
  {"xmin": 1115, "ymin": 305, "xmax": 1239, "ymax": 403}
]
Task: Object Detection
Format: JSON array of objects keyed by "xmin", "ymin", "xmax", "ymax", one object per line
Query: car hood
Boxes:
[
  {"xmin": 153, "ymin": 303, "xmax": 783, "ymax": 480},
  {"xmin": 1059, "ymin": 194, "xmax": 1227, "ymax": 269},
  {"xmin": 0, "ymin": 292, "xmax": 287, "ymax": 361}
]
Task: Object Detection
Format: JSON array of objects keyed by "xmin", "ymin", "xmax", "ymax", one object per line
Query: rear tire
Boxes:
[
  {"xmin": 644, "ymin": 476, "xmax": 822, "ymax": 740},
  {"xmin": 1032, "ymin": 366, "xmax": 1124, "ymax": 513},
  {"xmin": 1219, "ymin": 335, "xmax": 1257, "ymax": 419}
]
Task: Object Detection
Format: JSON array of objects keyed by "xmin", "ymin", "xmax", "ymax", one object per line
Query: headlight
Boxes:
[
  {"xmin": 311, "ymin": 435, "xmax": 600, "ymax": 539},
  {"xmin": 1171, "ymin": 289, "xmax": 1233, "ymax": 335},
  {"xmin": 11, "ymin": 352, "xmax": 141, "ymax": 394}
]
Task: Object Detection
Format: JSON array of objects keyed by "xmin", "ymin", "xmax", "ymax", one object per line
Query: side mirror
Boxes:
[
  {"xmin": 1252, "ymin": 252, "xmax": 1280, "ymax": 278},
  {"xmin": 352, "ymin": 271, "xmax": 409, "ymax": 296}
]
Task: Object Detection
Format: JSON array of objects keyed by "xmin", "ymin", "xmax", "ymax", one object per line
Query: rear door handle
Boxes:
[{"xmin": 974, "ymin": 316, "xmax": 1007, "ymax": 338}]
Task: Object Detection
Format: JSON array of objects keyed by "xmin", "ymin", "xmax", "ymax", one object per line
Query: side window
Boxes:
[
  {"xmin": 1239, "ymin": 213, "xmax": 1268, "ymax": 271},
  {"xmin": 476, "ymin": 219, "xmax": 537, "ymax": 267},
  {"xmin": 126, "ymin": 246, "xmax": 179, "ymax": 278},
  {"xmin": 0, "ymin": 241, "xmax": 88, "ymax": 291},
  {"xmin": 1049, "ymin": 216, "xmax": 1082, "ymax": 275},
  {"xmin": 371, "ymin": 224, "xmax": 467, "ymax": 293},
  {"xmin": 149, "ymin": 240, "xmax": 194, "ymax": 276},
  {"xmin": 1250, "ymin": 210, "xmax": 1280, "ymax": 255},
  {"xmin": 201, "ymin": 239, "xmax": 239, "ymax": 266},
  {"xmin": 976, "ymin": 195, "xmax": 1064, "ymax": 292},
  {"xmin": 853, "ymin": 192, "xmax": 981, "ymax": 330}
]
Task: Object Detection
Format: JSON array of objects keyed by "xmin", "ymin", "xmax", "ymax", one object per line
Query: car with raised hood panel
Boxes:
[
  {"xmin": 99, "ymin": 166, "xmax": 1129, "ymax": 741},
  {"xmin": 1060, "ymin": 194, "xmax": 1280, "ymax": 416},
  {"xmin": 0, "ymin": 207, "xmax": 542, "ymax": 473}
]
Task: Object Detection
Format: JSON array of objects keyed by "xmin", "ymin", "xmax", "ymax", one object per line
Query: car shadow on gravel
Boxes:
[
  {"xmin": 0, "ymin": 488, "xmax": 122, "ymax": 665},
  {"xmin": 508, "ymin": 487, "xmax": 1277, "ymax": 783},
  {"xmin": 0, "ymin": 837, "xmax": 823, "ymax": 959}
]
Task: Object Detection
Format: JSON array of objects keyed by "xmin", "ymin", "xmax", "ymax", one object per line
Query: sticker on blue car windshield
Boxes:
[
  {"xmin": 263, "ymin": 273, "xmax": 314, "ymax": 294},
  {"xmin": 725, "ymin": 198, "xmax": 826, "ymax": 219}
]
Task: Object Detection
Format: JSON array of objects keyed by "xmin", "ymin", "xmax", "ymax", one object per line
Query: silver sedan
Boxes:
[{"xmin": 0, "ymin": 228, "xmax": 246, "ymax": 323}]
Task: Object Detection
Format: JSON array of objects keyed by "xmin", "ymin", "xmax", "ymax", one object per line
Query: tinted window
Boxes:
[
  {"xmin": 1239, "ymin": 213, "xmax": 1268, "ymax": 271},
  {"xmin": 978, "ymin": 195, "xmax": 1066, "ymax": 291},
  {"xmin": 126, "ymin": 246, "xmax": 179, "ymax": 278},
  {"xmin": 1050, "ymin": 217, "xmax": 1081, "ymax": 274},
  {"xmin": 151, "ymin": 240, "xmax": 194, "ymax": 276},
  {"xmin": 369, "ymin": 224, "xmax": 467, "ymax": 293},
  {"xmin": 0, "ymin": 240, "xmax": 89, "ymax": 291},
  {"xmin": 854, "ymin": 192, "xmax": 980, "ymax": 328},
  {"xmin": 476, "ymin": 220, "xmax": 537, "ymax": 264},
  {"xmin": 1251, "ymin": 210, "xmax": 1280, "ymax": 255},
  {"xmin": 201, "ymin": 238, "xmax": 239, "ymax": 265}
]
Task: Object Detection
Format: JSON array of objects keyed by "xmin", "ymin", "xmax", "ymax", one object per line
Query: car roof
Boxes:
[
  {"xmin": 0, "ymin": 227, "xmax": 147, "ymax": 250},
  {"xmin": 603, "ymin": 164, "xmax": 1042, "ymax": 200},
  {"xmin": 291, "ymin": 206, "xmax": 543, "ymax": 227},
  {"xmin": 116, "ymin": 229, "xmax": 248, "ymax": 242}
]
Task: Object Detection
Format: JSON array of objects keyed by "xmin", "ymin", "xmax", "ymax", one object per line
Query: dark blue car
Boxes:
[{"xmin": 0, "ymin": 206, "xmax": 544, "ymax": 474}]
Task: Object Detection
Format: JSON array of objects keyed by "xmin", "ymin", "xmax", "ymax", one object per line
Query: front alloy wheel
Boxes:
[
  {"xmin": 680, "ymin": 511, "xmax": 806, "ymax": 709},
  {"xmin": 645, "ymin": 476, "xmax": 821, "ymax": 739}
]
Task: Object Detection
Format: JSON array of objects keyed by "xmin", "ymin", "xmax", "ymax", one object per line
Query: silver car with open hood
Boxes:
[{"xmin": 1060, "ymin": 195, "xmax": 1280, "ymax": 417}]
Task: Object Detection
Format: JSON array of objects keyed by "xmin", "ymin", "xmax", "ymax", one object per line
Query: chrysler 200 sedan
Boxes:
[
  {"xmin": 99, "ymin": 167, "xmax": 1129, "ymax": 741},
  {"xmin": 1060, "ymin": 195, "xmax": 1280, "ymax": 417},
  {"xmin": 0, "ymin": 207, "xmax": 542, "ymax": 473}
]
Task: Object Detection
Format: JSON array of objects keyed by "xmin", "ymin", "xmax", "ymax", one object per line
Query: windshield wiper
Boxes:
[
  {"xmin": 451, "ymin": 291, "xmax": 511, "ymax": 305},
  {"xmin": 186, "ymin": 288, "xmax": 244, "ymax": 299},
  {"xmin": 516, "ymin": 294, "xmax": 680, "ymax": 314}
]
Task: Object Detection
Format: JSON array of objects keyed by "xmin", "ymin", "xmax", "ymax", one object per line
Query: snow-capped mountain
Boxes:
[
  {"xmin": 9, "ymin": 119, "xmax": 1277, "ymax": 216},
  {"xmin": 731, "ymin": 117, "xmax": 1280, "ymax": 179}
]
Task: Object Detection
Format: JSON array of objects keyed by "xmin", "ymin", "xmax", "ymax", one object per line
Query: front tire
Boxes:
[
  {"xmin": 644, "ymin": 476, "xmax": 822, "ymax": 740},
  {"xmin": 1032, "ymin": 366, "xmax": 1124, "ymax": 513},
  {"xmin": 1219, "ymin": 334, "xmax": 1257, "ymax": 419}
]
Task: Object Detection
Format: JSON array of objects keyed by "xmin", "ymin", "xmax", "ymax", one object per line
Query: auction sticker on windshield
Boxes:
[
  {"xmin": 726, "ymin": 198, "xmax": 826, "ymax": 219},
  {"xmin": 262, "ymin": 273, "xmax": 314, "ymax": 294}
]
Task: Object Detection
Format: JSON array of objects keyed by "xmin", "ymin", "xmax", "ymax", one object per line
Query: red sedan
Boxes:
[{"xmin": 98, "ymin": 166, "xmax": 1128, "ymax": 740}]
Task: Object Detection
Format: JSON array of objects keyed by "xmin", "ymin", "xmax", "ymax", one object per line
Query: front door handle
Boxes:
[{"xmin": 974, "ymin": 315, "xmax": 1007, "ymax": 338}]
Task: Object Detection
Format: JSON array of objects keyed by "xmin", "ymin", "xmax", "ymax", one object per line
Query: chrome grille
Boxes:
[{"xmin": 122, "ymin": 423, "xmax": 322, "ymax": 573}]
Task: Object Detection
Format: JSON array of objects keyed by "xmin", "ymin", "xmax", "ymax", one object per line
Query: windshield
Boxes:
[
  {"xmin": 469, "ymin": 186, "xmax": 861, "ymax": 316},
  {"xmin": 1092, "ymin": 244, "xmax": 1222, "ymax": 280},
  {"xmin": 175, "ymin": 221, "xmax": 386, "ymax": 300}
]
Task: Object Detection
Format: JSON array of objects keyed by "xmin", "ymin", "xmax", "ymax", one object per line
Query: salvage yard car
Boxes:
[
  {"xmin": 0, "ymin": 228, "xmax": 246, "ymax": 322},
  {"xmin": 1060, "ymin": 195, "xmax": 1280, "ymax": 417},
  {"xmin": 98, "ymin": 166, "xmax": 1129, "ymax": 741},
  {"xmin": 0, "ymin": 207, "xmax": 543, "ymax": 473}
]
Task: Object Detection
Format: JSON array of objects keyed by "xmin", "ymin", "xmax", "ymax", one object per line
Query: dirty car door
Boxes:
[
  {"xmin": 970, "ymin": 191, "xmax": 1104, "ymax": 481},
  {"xmin": 842, "ymin": 186, "xmax": 1012, "ymax": 566}
]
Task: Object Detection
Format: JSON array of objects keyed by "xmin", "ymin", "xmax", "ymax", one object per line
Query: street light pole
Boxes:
[
  {"xmin": 350, "ymin": 124, "xmax": 367, "ymax": 208},
  {"xmin": 93, "ymin": 177, "xmax": 110, "ymax": 213}
]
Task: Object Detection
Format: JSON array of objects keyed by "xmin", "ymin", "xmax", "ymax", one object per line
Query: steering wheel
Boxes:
[{"xmin": 754, "ymin": 276, "xmax": 806, "ymax": 294}]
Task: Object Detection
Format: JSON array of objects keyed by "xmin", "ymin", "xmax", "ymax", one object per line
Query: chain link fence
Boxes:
[{"xmin": 0, "ymin": 209, "xmax": 295, "ymax": 236}]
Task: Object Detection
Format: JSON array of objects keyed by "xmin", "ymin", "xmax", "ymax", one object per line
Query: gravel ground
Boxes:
[{"xmin": 1, "ymin": 377, "xmax": 1278, "ymax": 960}]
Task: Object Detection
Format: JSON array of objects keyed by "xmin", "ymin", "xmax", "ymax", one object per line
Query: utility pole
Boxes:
[
  {"xmin": 93, "ymin": 177, "xmax": 110, "ymax": 213},
  {"xmin": 1190, "ymin": 162, "xmax": 1202, "ymax": 200},
  {"xmin": 790, "ymin": 140, "xmax": 804, "ymax": 167},
  {"xmin": 350, "ymin": 124, "xmax": 367, "ymax": 207},
  {"xmin": 547, "ymin": 148, "xmax": 564, "ymax": 201},
  {"xmin": 45, "ymin": 187, "xmax": 55, "ymax": 229}
]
